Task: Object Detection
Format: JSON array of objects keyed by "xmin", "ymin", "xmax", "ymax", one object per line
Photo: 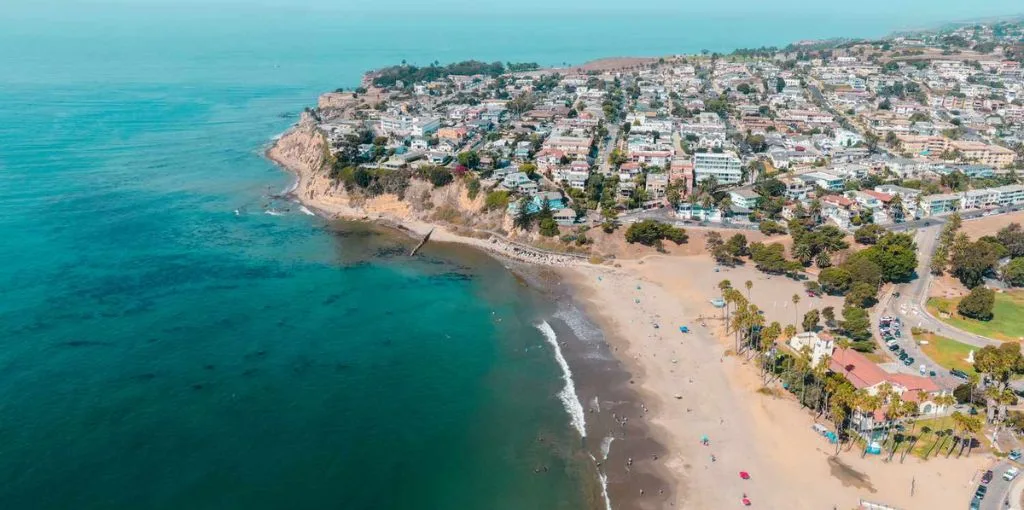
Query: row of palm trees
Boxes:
[{"xmin": 716, "ymin": 279, "xmax": 982, "ymax": 461}]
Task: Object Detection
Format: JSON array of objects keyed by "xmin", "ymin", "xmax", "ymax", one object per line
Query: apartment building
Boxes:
[{"xmin": 692, "ymin": 152, "xmax": 743, "ymax": 185}]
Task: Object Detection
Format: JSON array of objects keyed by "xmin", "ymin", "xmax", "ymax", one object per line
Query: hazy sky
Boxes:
[{"xmin": 8, "ymin": 0, "xmax": 1024, "ymax": 18}]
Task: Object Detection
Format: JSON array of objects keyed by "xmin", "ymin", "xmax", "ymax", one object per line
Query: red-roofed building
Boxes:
[{"xmin": 829, "ymin": 348, "xmax": 952, "ymax": 434}]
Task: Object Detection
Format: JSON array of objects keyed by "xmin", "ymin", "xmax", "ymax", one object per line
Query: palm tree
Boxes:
[
  {"xmin": 948, "ymin": 412, "xmax": 965, "ymax": 458},
  {"xmin": 718, "ymin": 195, "xmax": 733, "ymax": 221},
  {"xmin": 791, "ymin": 294, "xmax": 801, "ymax": 327},
  {"xmin": 888, "ymin": 193, "xmax": 905, "ymax": 222},
  {"xmin": 745, "ymin": 280, "xmax": 753, "ymax": 301},
  {"xmin": 962, "ymin": 415, "xmax": 983, "ymax": 457},
  {"xmin": 914, "ymin": 425, "xmax": 933, "ymax": 461},
  {"xmin": 718, "ymin": 279, "xmax": 733, "ymax": 324},
  {"xmin": 816, "ymin": 251, "xmax": 832, "ymax": 268},
  {"xmin": 809, "ymin": 199, "xmax": 823, "ymax": 225},
  {"xmin": 793, "ymin": 243, "xmax": 813, "ymax": 265}
]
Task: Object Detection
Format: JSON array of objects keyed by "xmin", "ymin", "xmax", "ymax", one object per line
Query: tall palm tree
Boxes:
[
  {"xmin": 791, "ymin": 294, "xmax": 801, "ymax": 327},
  {"xmin": 809, "ymin": 199, "xmax": 823, "ymax": 225},
  {"xmin": 962, "ymin": 415, "xmax": 983, "ymax": 457},
  {"xmin": 793, "ymin": 243, "xmax": 813, "ymax": 265},
  {"xmin": 745, "ymin": 280, "xmax": 753, "ymax": 301},
  {"xmin": 718, "ymin": 195, "xmax": 733, "ymax": 220},
  {"xmin": 888, "ymin": 193, "xmax": 905, "ymax": 222},
  {"xmin": 917, "ymin": 425, "xmax": 934, "ymax": 460}
]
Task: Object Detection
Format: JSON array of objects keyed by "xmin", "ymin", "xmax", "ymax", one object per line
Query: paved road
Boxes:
[
  {"xmin": 890, "ymin": 224, "xmax": 1001, "ymax": 350},
  {"xmin": 980, "ymin": 461, "xmax": 1016, "ymax": 510}
]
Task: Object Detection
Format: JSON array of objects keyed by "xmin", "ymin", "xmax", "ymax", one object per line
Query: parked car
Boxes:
[
  {"xmin": 951, "ymin": 369, "xmax": 969, "ymax": 380},
  {"xmin": 982, "ymin": 470, "xmax": 994, "ymax": 484},
  {"xmin": 889, "ymin": 344, "xmax": 901, "ymax": 352},
  {"xmin": 1009, "ymin": 450, "xmax": 1022, "ymax": 461},
  {"xmin": 970, "ymin": 497, "xmax": 981, "ymax": 510},
  {"xmin": 975, "ymin": 485, "xmax": 987, "ymax": 500},
  {"xmin": 1004, "ymin": 467, "xmax": 1020, "ymax": 481}
]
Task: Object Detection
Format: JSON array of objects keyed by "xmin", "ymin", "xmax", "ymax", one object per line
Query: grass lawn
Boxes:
[
  {"xmin": 915, "ymin": 332, "xmax": 977, "ymax": 375},
  {"xmin": 908, "ymin": 416, "xmax": 962, "ymax": 459},
  {"xmin": 926, "ymin": 290, "xmax": 1024, "ymax": 342}
]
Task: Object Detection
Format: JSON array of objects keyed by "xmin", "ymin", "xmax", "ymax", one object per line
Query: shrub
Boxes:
[
  {"xmin": 539, "ymin": 218, "xmax": 560, "ymax": 237},
  {"xmin": 422, "ymin": 166, "xmax": 453, "ymax": 188},
  {"xmin": 958, "ymin": 286, "xmax": 995, "ymax": 320},
  {"xmin": 624, "ymin": 220, "xmax": 688, "ymax": 246},
  {"xmin": 759, "ymin": 220, "xmax": 786, "ymax": 236},
  {"xmin": 484, "ymin": 190, "xmax": 510, "ymax": 211},
  {"xmin": 466, "ymin": 178, "xmax": 481, "ymax": 200}
]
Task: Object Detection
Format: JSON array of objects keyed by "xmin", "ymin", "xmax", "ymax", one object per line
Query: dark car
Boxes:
[
  {"xmin": 975, "ymin": 485, "xmax": 987, "ymax": 499},
  {"xmin": 889, "ymin": 344, "xmax": 901, "ymax": 352},
  {"xmin": 982, "ymin": 470, "xmax": 994, "ymax": 484},
  {"xmin": 951, "ymin": 369, "xmax": 969, "ymax": 380}
]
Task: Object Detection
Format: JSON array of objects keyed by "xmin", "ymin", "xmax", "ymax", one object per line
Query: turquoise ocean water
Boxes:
[{"xmin": 1, "ymin": 5, "xmax": 1016, "ymax": 509}]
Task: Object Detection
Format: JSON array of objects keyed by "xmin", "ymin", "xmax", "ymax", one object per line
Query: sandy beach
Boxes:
[
  {"xmin": 563, "ymin": 255, "xmax": 989, "ymax": 509},
  {"xmin": 267, "ymin": 121, "xmax": 993, "ymax": 509}
]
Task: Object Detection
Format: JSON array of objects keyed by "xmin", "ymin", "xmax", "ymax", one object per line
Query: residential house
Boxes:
[
  {"xmin": 728, "ymin": 188, "xmax": 761, "ymax": 210},
  {"xmin": 646, "ymin": 173, "xmax": 670, "ymax": 201},
  {"xmin": 800, "ymin": 171, "xmax": 846, "ymax": 192}
]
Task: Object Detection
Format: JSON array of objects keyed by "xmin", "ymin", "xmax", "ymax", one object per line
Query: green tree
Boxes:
[
  {"xmin": 854, "ymin": 224, "xmax": 885, "ymax": 245},
  {"xmin": 1003, "ymin": 257, "xmax": 1024, "ymax": 287},
  {"xmin": 842, "ymin": 252, "xmax": 883, "ymax": 288},
  {"xmin": 802, "ymin": 309, "xmax": 820, "ymax": 332},
  {"xmin": 950, "ymin": 234, "xmax": 1001, "ymax": 288},
  {"xmin": 456, "ymin": 150, "xmax": 480, "ymax": 169},
  {"xmin": 958, "ymin": 286, "xmax": 995, "ymax": 320},
  {"xmin": 840, "ymin": 306, "xmax": 871, "ymax": 341},
  {"xmin": 822, "ymin": 306, "xmax": 836, "ymax": 327},
  {"xmin": 844, "ymin": 282, "xmax": 878, "ymax": 308},
  {"xmin": 539, "ymin": 218, "xmax": 560, "ymax": 237},
  {"xmin": 624, "ymin": 220, "xmax": 688, "ymax": 246},
  {"xmin": 513, "ymin": 197, "xmax": 535, "ymax": 230},
  {"xmin": 997, "ymin": 223, "xmax": 1024, "ymax": 258},
  {"xmin": 860, "ymin": 232, "xmax": 918, "ymax": 283},
  {"xmin": 818, "ymin": 267, "xmax": 853, "ymax": 294}
]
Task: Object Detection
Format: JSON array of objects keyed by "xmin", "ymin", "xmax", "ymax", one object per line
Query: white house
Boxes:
[{"xmin": 788, "ymin": 332, "xmax": 835, "ymax": 366}]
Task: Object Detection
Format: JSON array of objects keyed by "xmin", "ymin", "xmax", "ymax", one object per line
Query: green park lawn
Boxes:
[
  {"xmin": 927, "ymin": 291, "xmax": 1024, "ymax": 342},
  {"xmin": 915, "ymin": 332, "xmax": 977, "ymax": 375}
]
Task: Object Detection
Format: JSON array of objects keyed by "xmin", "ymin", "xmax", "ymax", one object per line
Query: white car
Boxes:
[{"xmin": 1004, "ymin": 466, "xmax": 1020, "ymax": 481}]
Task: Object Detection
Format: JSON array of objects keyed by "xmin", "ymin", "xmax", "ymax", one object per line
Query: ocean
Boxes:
[{"xmin": 0, "ymin": 5, "xmax": 1012, "ymax": 509}]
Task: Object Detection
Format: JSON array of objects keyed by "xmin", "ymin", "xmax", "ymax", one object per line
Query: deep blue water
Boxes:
[{"xmin": 2, "ymin": 4, "xmax": 1020, "ymax": 509}]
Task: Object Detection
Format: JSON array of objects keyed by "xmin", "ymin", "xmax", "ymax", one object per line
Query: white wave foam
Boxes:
[
  {"xmin": 536, "ymin": 321, "xmax": 586, "ymax": 439},
  {"xmin": 600, "ymin": 436, "xmax": 615, "ymax": 460},
  {"xmin": 264, "ymin": 209, "xmax": 285, "ymax": 216},
  {"xmin": 597, "ymin": 469, "xmax": 613, "ymax": 510},
  {"xmin": 281, "ymin": 177, "xmax": 299, "ymax": 195},
  {"xmin": 299, "ymin": 205, "xmax": 315, "ymax": 216},
  {"xmin": 588, "ymin": 453, "xmax": 614, "ymax": 510}
]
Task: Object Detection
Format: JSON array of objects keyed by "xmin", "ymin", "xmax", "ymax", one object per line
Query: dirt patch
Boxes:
[
  {"xmin": 960, "ymin": 211, "xmax": 1024, "ymax": 240},
  {"xmin": 828, "ymin": 456, "xmax": 876, "ymax": 492}
]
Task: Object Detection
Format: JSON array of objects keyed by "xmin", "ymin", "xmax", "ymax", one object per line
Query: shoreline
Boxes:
[
  {"xmin": 264, "ymin": 126, "xmax": 678, "ymax": 509},
  {"xmin": 560, "ymin": 256, "xmax": 990, "ymax": 509}
]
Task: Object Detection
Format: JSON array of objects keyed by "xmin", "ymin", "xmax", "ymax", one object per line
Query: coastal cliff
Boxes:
[{"xmin": 267, "ymin": 114, "xmax": 583, "ymax": 266}]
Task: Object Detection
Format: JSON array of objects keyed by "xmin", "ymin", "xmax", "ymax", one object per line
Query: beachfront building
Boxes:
[
  {"xmin": 787, "ymin": 332, "xmax": 834, "ymax": 366},
  {"xmin": 693, "ymin": 152, "xmax": 743, "ymax": 185},
  {"xmin": 920, "ymin": 193, "xmax": 960, "ymax": 216},
  {"xmin": 828, "ymin": 348, "xmax": 952, "ymax": 434},
  {"xmin": 728, "ymin": 188, "xmax": 761, "ymax": 210}
]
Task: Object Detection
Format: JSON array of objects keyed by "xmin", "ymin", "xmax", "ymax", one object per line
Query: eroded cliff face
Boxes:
[{"xmin": 268, "ymin": 113, "xmax": 499, "ymax": 230}]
